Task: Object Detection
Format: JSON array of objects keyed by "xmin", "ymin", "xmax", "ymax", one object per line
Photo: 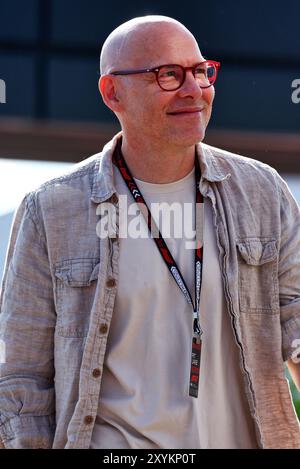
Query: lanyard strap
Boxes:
[{"xmin": 113, "ymin": 138, "xmax": 204, "ymax": 337}]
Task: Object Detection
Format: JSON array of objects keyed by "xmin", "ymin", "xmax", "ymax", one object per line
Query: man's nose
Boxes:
[{"xmin": 177, "ymin": 70, "xmax": 203, "ymax": 98}]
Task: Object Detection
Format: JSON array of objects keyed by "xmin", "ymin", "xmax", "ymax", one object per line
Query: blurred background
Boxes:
[{"xmin": 0, "ymin": 0, "xmax": 300, "ymax": 419}]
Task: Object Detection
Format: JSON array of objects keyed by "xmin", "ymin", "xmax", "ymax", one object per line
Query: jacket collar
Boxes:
[
  {"xmin": 90, "ymin": 131, "xmax": 122, "ymax": 203},
  {"xmin": 91, "ymin": 131, "xmax": 231, "ymax": 203},
  {"xmin": 199, "ymin": 143, "xmax": 231, "ymax": 183}
]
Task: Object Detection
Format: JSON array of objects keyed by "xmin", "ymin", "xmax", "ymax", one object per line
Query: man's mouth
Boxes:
[{"xmin": 167, "ymin": 107, "xmax": 204, "ymax": 116}]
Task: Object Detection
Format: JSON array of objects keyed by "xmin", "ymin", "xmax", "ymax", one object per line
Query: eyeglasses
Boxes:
[{"xmin": 109, "ymin": 60, "xmax": 220, "ymax": 91}]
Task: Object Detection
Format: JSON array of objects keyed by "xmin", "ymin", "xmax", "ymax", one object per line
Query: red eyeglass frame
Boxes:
[{"xmin": 109, "ymin": 60, "xmax": 221, "ymax": 91}]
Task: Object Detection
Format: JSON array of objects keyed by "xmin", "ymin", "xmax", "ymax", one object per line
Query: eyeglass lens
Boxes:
[{"xmin": 158, "ymin": 63, "xmax": 217, "ymax": 90}]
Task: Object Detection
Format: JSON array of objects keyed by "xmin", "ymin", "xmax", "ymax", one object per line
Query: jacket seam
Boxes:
[{"xmin": 24, "ymin": 193, "xmax": 48, "ymax": 249}]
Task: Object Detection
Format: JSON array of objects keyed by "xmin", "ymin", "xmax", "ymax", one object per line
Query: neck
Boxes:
[{"xmin": 120, "ymin": 136, "xmax": 196, "ymax": 184}]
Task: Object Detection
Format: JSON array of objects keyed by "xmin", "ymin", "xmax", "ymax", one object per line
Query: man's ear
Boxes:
[{"xmin": 98, "ymin": 76, "xmax": 123, "ymax": 112}]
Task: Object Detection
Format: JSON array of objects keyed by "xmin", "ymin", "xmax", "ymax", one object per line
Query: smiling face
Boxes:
[{"xmin": 100, "ymin": 18, "xmax": 215, "ymax": 151}]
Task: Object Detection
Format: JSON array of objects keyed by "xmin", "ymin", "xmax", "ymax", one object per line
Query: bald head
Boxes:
[{"xmin": 100, "ymin": 15, "xmax": 198, "ymax": 75}]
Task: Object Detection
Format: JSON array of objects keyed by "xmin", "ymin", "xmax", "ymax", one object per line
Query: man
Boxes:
[{"xmin": 0, "ymin": 15, "xmax": 300, "ymax": 449}]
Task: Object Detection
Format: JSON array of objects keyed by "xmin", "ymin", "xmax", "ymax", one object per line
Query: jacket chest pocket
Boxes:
[
  {"xmin": 236, "ymin": 238, "xmax": 279, "ymax": 314},
  {"xmin": 54, "ymin": 258, "xmax": 100, "ymax": 337}
]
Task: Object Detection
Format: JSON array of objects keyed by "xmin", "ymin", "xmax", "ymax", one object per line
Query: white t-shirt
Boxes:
[{"xmin": 90, "ymin": 165, "xmax": 258, "ymax": 449}]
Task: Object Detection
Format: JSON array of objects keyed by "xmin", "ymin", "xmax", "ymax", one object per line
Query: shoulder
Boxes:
[
  {"xmin": 21, "ymin": 152, "xmax": 102, "ymax": 229},
  {"xmin": 26, "ymin": 152, "xmax": 101, "ymax": 201},
  {"xmin": 202, "ymin": 142, "xmax": 281, "ymax": 188},
  {"xmin": 203, "ymin": 142, "xmax": 276, "ymax": 174},
  {"xmin": 202, "ymin": 143, "xmax": 300, "ymax": 214}
]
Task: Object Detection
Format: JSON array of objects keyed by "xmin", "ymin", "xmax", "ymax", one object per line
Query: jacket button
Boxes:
[
  {"xmin": 99, "ymin": 323, "xmax": 108, "ymax": 334},
  {"xmin": 110, "ymin": 193, "xmax": 118, "ymax": 204},
  {"xmin": 92, "ymin": 368, "xmax": 101, "ymax": 378},
  {"xmin": 106, "ymin": 278, "xmax": 116, "ymax": 288},
  {"xmin": 84, "ymin": 415, "xmax": 94, "ymax": 425}
]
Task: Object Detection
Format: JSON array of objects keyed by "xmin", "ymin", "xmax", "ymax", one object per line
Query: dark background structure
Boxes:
[{"xmin": 0, "ymin": 0, "xmax": 300, "ymax": 170}]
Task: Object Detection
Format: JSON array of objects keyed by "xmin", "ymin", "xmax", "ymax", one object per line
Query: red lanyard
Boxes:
[{"xmin": 113, "ymin": 137, "xmax": 204, "ymax": 398}]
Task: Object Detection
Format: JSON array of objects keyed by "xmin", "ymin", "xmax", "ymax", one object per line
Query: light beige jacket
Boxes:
[{"xmin": 0, "ymin": 132, "xmax": 300, "ymax": 448}]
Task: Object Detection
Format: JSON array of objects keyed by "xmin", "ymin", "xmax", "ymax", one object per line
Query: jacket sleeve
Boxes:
[
  {"xmin": 275, "ymin": 171, "xmax": 300, "ymax": 362},
  {"xmin": 0, "ymin": 192, "xmax": 56, "ymax": 449}
]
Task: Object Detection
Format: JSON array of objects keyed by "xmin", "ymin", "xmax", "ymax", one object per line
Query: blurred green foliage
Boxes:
[{"xmin": 286, "ymin": 367, "xmax": 300, "ymax": 420}]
